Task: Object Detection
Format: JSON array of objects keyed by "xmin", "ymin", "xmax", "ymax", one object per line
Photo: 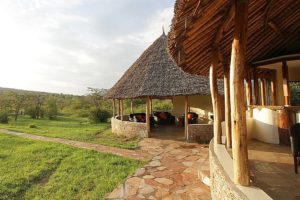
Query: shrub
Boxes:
[
  {"xmin": 45, "ymin": 100, "xmax": 58, "ymax": 120},
  {"xmin": 89, "ymin": 109, "xmax": 111, "ymax": 123},
  {"xmin": 0, "ymin": 112, "xmax": 9, "ymax": 124},
  {"xmin": 28, "ymin": 124, "xmax": 37, "ymax": 128}
]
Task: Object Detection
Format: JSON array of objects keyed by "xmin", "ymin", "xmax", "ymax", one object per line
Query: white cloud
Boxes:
[{"xmin": 0, "ymin": 0, "xmax": 174, "ymax": 95}]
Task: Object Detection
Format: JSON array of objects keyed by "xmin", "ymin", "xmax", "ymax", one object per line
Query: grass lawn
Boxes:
[
  {"xmin": 0, "ymin": 134, "xmax": 144, "ymax": 200},
  {"xmin": 0, "ymin": 116, "xmax": 140, "ymax": 149}
]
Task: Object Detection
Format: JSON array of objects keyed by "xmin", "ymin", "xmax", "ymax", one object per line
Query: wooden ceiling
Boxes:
[{"xmin": 168, "ymin": 0, "xmax": 300, "ymax": 77}]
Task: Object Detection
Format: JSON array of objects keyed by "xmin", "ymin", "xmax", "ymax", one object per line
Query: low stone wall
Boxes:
[
  {"xmin": 111, "ymin": 117, "xmax": 148, "ymax": 138},
  {"xmin": 209, "ymin": 141, "xmax": 272, "ymax": 200},
  {"xmin": 188, "ymin": 124, "xmax": 213, "ymax": 143}
]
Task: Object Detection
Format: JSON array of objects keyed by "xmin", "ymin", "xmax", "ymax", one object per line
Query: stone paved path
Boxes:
[
  {"xmin": 107, "ymin": 138, "xmax": 211, "ymax": 200},
  {"xmin": 0, "ymin": 129, "xmax": 211, "ymax": 199},
  {"xmin": 0, "ymin": 129, "xmax": 151, "ymax": 160}
]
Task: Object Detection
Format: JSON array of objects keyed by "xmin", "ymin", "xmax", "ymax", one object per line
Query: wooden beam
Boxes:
[
  {"xmin": 282, "ymin": 61, "xmax": 290, "ymax": 105},
  {"xmin": 246, "ymin": 71, "xmax": 253, "ymax": 106},
  {"xmin": 253, "ymin": 69, "xmax": 260, "ymax": 105},
  {"xmin": 112, "ymin": 99, "xmax": 115, "ymax": 117},
  {"xmin": 130, "ymin": 99, "xmax": 134, "ymax": 114},
  {"xmin": 224, "ymin": 65, "xmax": 232, "ymax": 148},
  {"xmin": 185, "ymin": 96, "xmax": 189, "ymax": 140},
  {"xmin": 230, "ymin": 0, "xmax": 250, "ymax": 186},
  {"xmin": 270, "ymin": 72, "xmax": 277, "ymax": 105},
  {"xmin": 146, "ymin": 97, "xmax": 151, "ymax": 137},
  {"xmin": 260, "ymin": 79, "xmax": 266, "ymax": 106},
  {"xmin": 118, "ymin": 100, "xmax": 121, "ymax": 116},
  {"xmin": 120, "ymin": 100, "xmax": 124, "ymax": 121},
  {"xmin": 210, "ymin": 52, "xmax": 222, "ymax": 145}
]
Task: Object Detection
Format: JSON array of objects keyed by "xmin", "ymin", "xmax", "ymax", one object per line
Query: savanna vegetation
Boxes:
[{"xmin": 0, "ymin": 134, "xmax": 144, "ymax": 200}]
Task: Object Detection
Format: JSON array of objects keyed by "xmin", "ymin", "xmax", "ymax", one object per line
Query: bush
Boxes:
[
  {"xmin": 0, "ymin": 112, "xmax": 9, "ymax": 124},
  {"xmin": 89, "ymin": 109, "xmax": 111, "ymax": 123},
  {"xmin": 28, "ymin": 124, "xmax": 37, "ymax": 128}
]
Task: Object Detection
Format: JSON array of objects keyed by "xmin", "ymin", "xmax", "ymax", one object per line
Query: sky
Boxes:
[{"xmin": 0, "ymin": 0, "xmax": 174, "ymax": 95}]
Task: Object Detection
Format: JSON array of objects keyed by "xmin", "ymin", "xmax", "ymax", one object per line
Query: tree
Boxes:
[
  {"xmin": 9, "ymin": 92, "xmax": 27, "ymax": 121},
  {"xmin": 45, "ymin": 99, "xmax": 58, "ymax": 119}
]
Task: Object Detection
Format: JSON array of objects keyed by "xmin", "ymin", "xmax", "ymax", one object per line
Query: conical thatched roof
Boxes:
[{"xmin": 105, "ymin": 33, "xmax": 223, "ymax": 99}]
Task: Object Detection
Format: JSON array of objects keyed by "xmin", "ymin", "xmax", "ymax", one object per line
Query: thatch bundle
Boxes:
[{"xmin": 105, "ymin": 33, "xmax": 223, "ymax": 99}]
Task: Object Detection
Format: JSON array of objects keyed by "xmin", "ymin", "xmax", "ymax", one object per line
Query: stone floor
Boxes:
[
  {"xmin": 248, "ymin": 140, "xmax": 300, "ymax": 200},
  {"xmin": 107, "ymin": 126, "xmax": 211, "ymax": 200}
]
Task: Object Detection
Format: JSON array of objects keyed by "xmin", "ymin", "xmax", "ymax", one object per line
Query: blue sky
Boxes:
[{"xmin": 0, "ymin": 0, "xmax": 174, "ymax": 95}]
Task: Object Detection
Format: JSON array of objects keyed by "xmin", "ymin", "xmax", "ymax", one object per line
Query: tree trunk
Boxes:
[
  {"xmin": 210, "ymin": 54, "xmax": 222, "ymax": 145},
  {"xmin": 146, "ymin": 97, "xmax": 151, "ymax": 137},
  {"xmin": 229, "ymin": 0, "xmax": 250, "ymax": 186},
  {"xmin": 185, "ymin": 96, "xmax": 189, "ymax": 140},
  {"xmin": 224, "ymin": 65, "xmax": 232, "ymax": 148}
]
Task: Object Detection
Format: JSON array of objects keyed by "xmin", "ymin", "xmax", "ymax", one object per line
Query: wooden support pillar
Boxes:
[
  {"xmin": 245, "ymin": 70, "xmax": 253, "ymax": 118},
  {"xmin": 224, "ymin": 65, "xmax": 232, "ymax": 148},
  {"xmin": 130, "ymin": 99, "xmax": 134, "ymax": 114},
  {"xmin": 282, "ymin": 60, "xmax": 290, "ymax": 105},
  {"xmin": 210, "ymin": 52, "xmax": 222, "ymax": 145},
  {"xmin": 118, "ymin": 99, "xmax": 121, "ymax": 116},
  {"xmin": 146, "ymin": 96, "xmax": 151, "ymax": 137},
  {"xmin": 229, "ymin": 0, "xmax": 250, "ymax": 186},
  {"xmin": 112, "ymin": 99, "xmax": 116, "ymax": 117},
  {"xmin": 253, "ymin": 69, "xmax": 259, "ymax": 105},
  {"xmin": 270, "ymin": 78, "xmax": 277, "ymax": 106},
  {"xmin": 120, "ymin": 100, "xmax": 124, "ymax": 121},
  {"xmin": 260, "ymin": 79, "xmax": 266, "ymax": 106},
  {"xmin": 184, "ymin": 96, "xmax": 189, "ymax": 140}
]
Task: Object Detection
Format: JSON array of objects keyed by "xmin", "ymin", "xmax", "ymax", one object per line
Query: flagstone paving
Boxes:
[{"xmin": 107, "ymin": 138, "xmax": 211, "ymax": 200}]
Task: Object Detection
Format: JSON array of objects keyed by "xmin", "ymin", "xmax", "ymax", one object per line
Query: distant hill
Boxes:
[{"xmin": 0, "ymin": 87, "xmax": 109, "ymax": 97}]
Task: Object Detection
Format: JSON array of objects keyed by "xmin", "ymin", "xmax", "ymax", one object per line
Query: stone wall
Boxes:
[
  {"xmin": 111, "ymin": 117, "xmax": 148, "ymax": 138},
  {"xmin": 188, "ymin": 124, "xmax": 213, "ymax": 143},
  {"xmin": 209, "ymin": 141, "xmax": 272, "ymax": 200}
]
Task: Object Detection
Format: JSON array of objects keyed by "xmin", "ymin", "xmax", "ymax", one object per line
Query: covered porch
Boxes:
[{"xmin": 168, "ymin": 0, "xmax": 300, "ymax": 199}]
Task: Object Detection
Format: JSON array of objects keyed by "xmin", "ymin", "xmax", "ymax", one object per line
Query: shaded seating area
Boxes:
[{"xmin": 105, "ymin": 33, "xmax": 223, "ymax": 141}]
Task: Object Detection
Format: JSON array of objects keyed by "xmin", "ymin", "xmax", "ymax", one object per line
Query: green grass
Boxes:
[
  {"xmin": 0, "ymin": 116, "xmax": 140, "ymax": 149},
  {"xmin": 0, "ymin": 134, "xmax": 144, "ymax": 200}
]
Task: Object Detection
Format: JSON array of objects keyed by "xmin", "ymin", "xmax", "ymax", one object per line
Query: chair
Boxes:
[{"xmin": 290, "ymin": 123, "xmax": 300, "ymax": 174}]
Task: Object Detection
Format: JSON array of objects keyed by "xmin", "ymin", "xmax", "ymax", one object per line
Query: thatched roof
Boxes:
[
  {"xmin": 105, "ymin": 33, "xmax": 223, "ymax": 99},
  {"xmin": 168, "ymin": 0, "xmax": 300, "ymax": 76}
]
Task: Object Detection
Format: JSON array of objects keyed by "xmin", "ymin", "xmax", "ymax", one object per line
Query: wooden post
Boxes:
[
  {"xmin": 146, "ymin": 97, "xmax": 151, "ymax": 137},
  {"xmin": 118, "ymin": 100, "xmax": 121, "ymax": 117},
  {"xmin": 253, "ymin": 69, "xmax": 259, "ymax": 105},
  {"xmin": 184, "ymin": 96, "xmax": 189, "ymax": 140},
  {"xmin": 260, "ymin": 79, "xmax": 266, "ymax": 106},
  {"xmin": 210, "ymin": 52, "xmax": 222, "ymax": 145},
  {"xmin": 229, "ymin": 0, "xmax": 250, "ymax": 186},
  {"xmin": 245, "ymin": 70, "xmax": 253, "ymax": 118},
  {"xmin": 130, "ymin": 99, "xmax": 134, "ymax": 114},
  {"xmin": 282, "ymin": 60, "xmax": 290, "ymax": 105},
  {"xmin": 270, "ymin": 77, "xmax": 276, "ymax": 106},
  {"xmin": 120, "ymin": 100, "xmax": 124, "ymax": 121},
  {"xmin": 224, "ymin": 65, "xmax": 232, "ymax": 148},
  {"xmin": 112, "ymin": 99, "xmax": 116, "ymax": 117}
]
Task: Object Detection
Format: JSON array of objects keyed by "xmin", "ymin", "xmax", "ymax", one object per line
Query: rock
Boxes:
[
  {"xmin": 139, "ymin": 185, "xmax": 155, "ymax": 195},
  {"xmin": 148, "ymin": 160, "xmax": 161, "ymax": 167},
  {"xmin": 182, "ymin": 161, "xmax": 193, "ymax": 167},
  {"xmin": 134, "ymin": 168, "xmax": 145, "ymax": 176},
  {"xmin": 157, "ymin": 166, "xmax": 167, "ymax": 171},
  {"xmin": 154, "ymin": 178, "xmax": 174, "ymax": 185},
  {"xmin": 153, "ymin": 155, "xmax": 162, "ymax": 160},
  {"xmin": 125, "ymin": 177, "xmax": 142, "ymax": 196},
  {"xmin": 143, "ymin": 175, "xmax": 155, "ymax": 179}
]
